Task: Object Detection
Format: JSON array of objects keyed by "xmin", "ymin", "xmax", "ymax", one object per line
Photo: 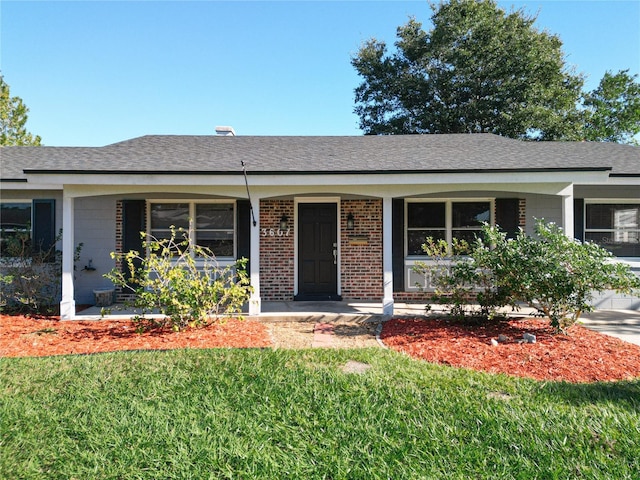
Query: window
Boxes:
[
  {"xmin": 0, "ymin": 202, "xmax": 31, "ymax": 256},
  {"xmin": 585, "ymin": 202, "xmax": 640, "ymax": 257},
  {"xmin": 195, "ymin": 204, "xmax": 234, "ymax": 256},
  {"xmin": 149, "ymin": 202, "xmax": 235, "ymax": 258},
  {"xmin": 407, "ymin": 200, "xmax": 492, "ymax": 255},
  {"xmin": 407, "ymin": 202, "xmax": 446, "ymax": 255}
]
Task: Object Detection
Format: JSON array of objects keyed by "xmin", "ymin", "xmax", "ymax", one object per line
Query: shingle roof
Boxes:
[
  {"xmin": 1, "ymin": 146, "xmax": 101, "ymax": 181},
  {"xmin": 2, "ymin": 134, "xmax": 639, "ymax": 181}
]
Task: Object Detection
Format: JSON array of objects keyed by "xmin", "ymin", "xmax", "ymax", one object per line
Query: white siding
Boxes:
[
  {"xmin": 523, "ymin": 194, "xmax": 563, "ymax": 235},
  {"xmin": 74, "ymin": 197, "xmax": 117, "ymax": 304}
]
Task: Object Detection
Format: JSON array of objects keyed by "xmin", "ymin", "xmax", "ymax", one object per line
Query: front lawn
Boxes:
[{"xmin": 2, "ymin": 348, "xmax": 639, "ymax": 479}]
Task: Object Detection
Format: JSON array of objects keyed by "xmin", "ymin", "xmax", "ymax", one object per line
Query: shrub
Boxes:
[
  {"xmin": 478, "ymin": 220, "xmax": 640, "ymax": 331},
  {"xmin": 413, "ymin": 237, "xmax": 509, "ymax": 320},
  {"xmin": 0, "ymin": 230, "xmax": 81, "ymax": 315},
  {"xmin": 105, "ymin": 228, "xmax": 252, "ymax": 330},
  {"xmin": 414, "ymin": 220, "xmax": 640, "ymax": 332}
]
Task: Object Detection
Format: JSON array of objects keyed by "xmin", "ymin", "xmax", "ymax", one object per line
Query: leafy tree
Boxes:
[
  {"xmin": 582, "ymin": 70, "xmax": 640, "ymax": 145},
  {"xmin": 352, "ymin": 0, "xmax": 585, "ymax": 140},
  {"xmin": 353, "ymin": 1, "xmax": 640, "ymax": 144},
  {"xmin": 0, "ymin": 74, "xmax": 42, "ymax": 146}
]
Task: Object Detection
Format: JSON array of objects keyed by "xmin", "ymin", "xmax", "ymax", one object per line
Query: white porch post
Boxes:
[
  {"xmin": 382, "ymin": 197, "xmax": 394, "ymax": 316},
  {"xmin": 248, "ymin": 195, "xmax": 262, "ymax": 315},
  {"xmin": 60, "ymin": 193, "xmax": 76, "ymax": 319},
  {"xmin": 561, "ymin": 184, "xmax": 575, "ymax": 239}
]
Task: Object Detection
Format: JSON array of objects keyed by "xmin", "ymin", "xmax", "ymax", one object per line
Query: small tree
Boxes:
[
  {"xmin": 477, "ymin": 221, "xmax": 640, "ymax": 331},
  {"xmin": 105, "ymin": 228, "xmax": 252, "ymax": 331}
]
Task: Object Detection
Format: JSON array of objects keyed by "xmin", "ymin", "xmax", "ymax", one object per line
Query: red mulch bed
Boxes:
[
  {"xmin": 381, "ymin": 317, "xmax": 640, "ymax": 383},
  {"xmin": 0, "ymin": 315, "xmax": 271, "ymax": 358},
  {"xmin": 3, "ymin": 314, "xmax": 640, "ymax": 383}
]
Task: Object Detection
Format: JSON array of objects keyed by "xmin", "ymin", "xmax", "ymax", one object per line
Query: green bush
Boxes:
[
  {"xmin": 478, "ymin": 220, "xmax": 640, "ymax": 331},
  {"xmin": 415, "ymin": 220, "xmax": 640, "ymax": 332},
  {"xmin": 413, "ymin": 237, "xmax": 508, "ymax": 320},
  {"xmin": 105, "ymin": 228, "xmax": 252, "ymax": 330},
  {"xmin": 0, "ymin": 229, "xmax": 80, "ymax": 315}
]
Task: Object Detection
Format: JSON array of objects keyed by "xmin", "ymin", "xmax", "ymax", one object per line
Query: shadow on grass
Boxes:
[{"xmin": 537, "ymin": 379, "xmax": 640, "ymax": 412}]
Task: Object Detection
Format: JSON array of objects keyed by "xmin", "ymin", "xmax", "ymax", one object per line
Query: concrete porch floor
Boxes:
[
  {"xmin": 75, "ymin": 300, "xmax": 429, "ymax": 322},
  {"xmin": 76, "ymin": 300, "xmax": 534, "ymax": 322}
]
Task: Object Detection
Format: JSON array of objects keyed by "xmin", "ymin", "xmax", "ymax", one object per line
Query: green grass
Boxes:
[{"xmin": 2, "ymin": 348, "xmax": 639, "ymax": 479}]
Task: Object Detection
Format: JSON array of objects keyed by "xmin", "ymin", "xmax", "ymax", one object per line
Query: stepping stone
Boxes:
[
  {"xmin": 342, "ymin": 360, "xmax": 372, "ymax": 374},
  {"xmin": 312, "ymin": 322, "xmax": 334, "ymax": 348}
]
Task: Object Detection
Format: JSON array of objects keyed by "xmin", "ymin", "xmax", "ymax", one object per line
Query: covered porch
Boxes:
[{"xmin": 52, "ymin": 176, "xmax": 587, "ymax": 320}]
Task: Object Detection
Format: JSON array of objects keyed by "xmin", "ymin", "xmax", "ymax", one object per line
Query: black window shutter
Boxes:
[
  {"xmin": 495, "ymin": 198, "xmax": 519, "ymax": 239},
  {"xmin": 32, "ymin": 199, "xmax": 56, "ymax": 258},
  {"xmin": 574, "ymin": 199, "xmax": 585, "ymax": 242},
  {"xmin": 122, "ymin": 200, "xmax": 146, "ymax": 274},
  {"xmin": 236, "ymin": 200, "xmax": 251, "ymax": 270},
  {"xmin": 392, "ymin": 198, "xmax": 405, "ymax": 292}
]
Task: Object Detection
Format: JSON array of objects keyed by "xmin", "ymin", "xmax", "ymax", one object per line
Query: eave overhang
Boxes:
[
  {"xmin": 23, "ymin": 166, "xmax": 612, "ymax": 176},
  {"xmin": 13, "ymin": 168, "xmax": 617, "ymax": 199}
]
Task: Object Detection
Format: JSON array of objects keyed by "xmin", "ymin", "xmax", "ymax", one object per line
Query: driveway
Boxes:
[{"xmin": 580, "ymin": 310, "xmax": 640, "ymax": 346}]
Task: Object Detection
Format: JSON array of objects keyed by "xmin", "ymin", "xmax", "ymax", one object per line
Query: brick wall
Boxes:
[
  {"xmin": 115, "ymin": 200, "xmax": 123, "ymax": 257},
  {"xmin": 259, "ymin": 199, "xmax": 295, "ymax": 301},
  {"xmin": 258, "ymin": 198, "xmax": 385, "ymax": 302},
  {"xmin": 393, "ymin": 291, "xmax": 438, "ymax": 302},
  {"xmin": 113, "ymin": 201, "xmax": 129, "ymax": 302},
  {"xmin": 112, "ymin": 197, "xmax": 527, "ymax": 305},
  {"xmin": 340, "ymin": 199, "xmax": 384, "ymax": 300},
  {"xmin": 113, "ymin": 198, "xmax": 297, "ymax": 303}
]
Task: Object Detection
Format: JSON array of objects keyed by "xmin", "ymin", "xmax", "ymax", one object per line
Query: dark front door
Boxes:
[{"xmin": 296, "ymin": 203, "xmax": 340, "ymax": 301}]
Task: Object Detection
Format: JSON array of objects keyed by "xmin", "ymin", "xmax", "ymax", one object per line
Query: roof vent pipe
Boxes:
[{"xmin": 215, "ymin": 126, "xmax": 236, "ymax": 136}]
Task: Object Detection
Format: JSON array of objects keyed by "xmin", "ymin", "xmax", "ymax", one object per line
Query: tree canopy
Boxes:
[
  {"xmin": 0, "ymin": 74, "xmax": 42, "ymax": 146},
  {"xmin": 582, "ymin": 70, "xmax": 640, "ymax": 144},
  {"xmin": 352, "ymin": 0, "xmax": 640, "ymax": 144}
]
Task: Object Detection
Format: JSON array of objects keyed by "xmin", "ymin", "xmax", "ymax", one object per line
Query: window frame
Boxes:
[
  {"xmin": 147, "ymin": 200, "xmax": 237, "ymax": 260},
  {"xmin": 584, "ymin": 199, "xmax": 640, "ymax": 258},
  {"xmin": 405, "ymin": 198, "xmax": 495, "ymax": 257},
  {"xmin": 0, "ymin": 200, "xmax": 33, "ymax": 257}
]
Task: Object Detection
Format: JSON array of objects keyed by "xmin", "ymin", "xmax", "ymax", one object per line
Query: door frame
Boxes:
[{"xmin": 294, "ymin": 197, "xmax": 341, "ymax": 299}]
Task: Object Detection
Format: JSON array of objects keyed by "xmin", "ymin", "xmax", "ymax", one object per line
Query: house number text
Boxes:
[{"xmin": 261, "ymin": 228, "xmax": 291, "ymax": 237}]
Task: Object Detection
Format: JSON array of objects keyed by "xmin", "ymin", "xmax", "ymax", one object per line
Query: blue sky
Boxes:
[{"xmin": 2, "ymin": 0, "xmax": 639, "ymax": 146}]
